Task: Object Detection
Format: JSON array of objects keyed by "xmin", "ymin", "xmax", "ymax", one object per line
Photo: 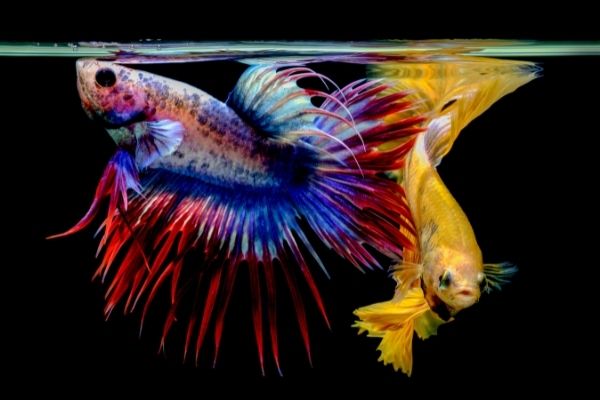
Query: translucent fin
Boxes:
[
  {"xmin": 134, "ymin": 119, "xmax": 184, "ymax": 168},
  {"xmin": 369, "ymin": 56, "xmax": 539, "ymax": 165},
  {"xmin": 483, "ymin": 262, "xmax": 518, "ymax": 293},
  {"xmin": 389, "ymin": 262, "xmax": 422, "ymax": 300},
  {"xmin": 227, "ymin": 65, "xmax": 325, "ymax": 137}
]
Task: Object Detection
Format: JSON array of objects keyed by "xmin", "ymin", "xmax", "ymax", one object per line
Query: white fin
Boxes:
[
  {"xmin": 423, "ymin": 115, "xmax": 452, "ymax": 167},
  {"xmin": 135, "ymin": 120, "xmax": 184, "ymax": 168}
]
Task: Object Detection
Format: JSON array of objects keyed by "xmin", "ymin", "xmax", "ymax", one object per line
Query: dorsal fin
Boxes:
[{"xmin": 227, "ymin": 65, "xmax": 345, "ymax": 138}]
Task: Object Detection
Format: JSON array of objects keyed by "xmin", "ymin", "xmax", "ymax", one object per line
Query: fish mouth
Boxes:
[
  {"xmin": 76, "ymin": 59, "xmax": 103, "ymax": 121},
  {"xmin": 76, "ymin": 58, "xmax": 115, "ymax": 77},
  {"xmin": 429, "ymin": 297, "xmax": 453, "ymax": 321},
  {"xmin": 76, "ymin": 58, "xmax": 147, "ymax": 129},
  {"xmin": 422, "ymin": 281, "xmax": 452, "ymax": 321},
  {"xmin": 76, "ymin": 58, "xmax": 94, "ymax": 75},
  {"xmin": 76, "ymin": 59, "xmax": 101, "ymax": 93},
  {"xmin": 428, "ymin": 289, "xmax": 479, "ymax": 320},
  {"xmin": 454, "ymin": 286, "xmax": 481, "ymax": 307}
]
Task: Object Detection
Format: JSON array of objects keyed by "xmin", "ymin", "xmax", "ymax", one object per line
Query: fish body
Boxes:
[
  {"xmin": 78, "ymin": 60, "xmax": 301, "ymax": 188},
  {"xmin": 55, "ymin": 59, "xmax": 424, "ymax": 373},
  {"xmin": 355, "ymin": 58, "xmax": 538, "ymax": 375},
  {"xmin": 405, "ymin": 121, "xmax": 484, "ymax": 318}
]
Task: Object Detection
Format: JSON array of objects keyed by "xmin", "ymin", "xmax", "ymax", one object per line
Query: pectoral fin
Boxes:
[
  {"xmin": 483, "ymin": 262, "xmax": 518, "ymax": 293},
  {"xmin": 134, "ymin": 119, "xmax": 184, "ymax": 168}
]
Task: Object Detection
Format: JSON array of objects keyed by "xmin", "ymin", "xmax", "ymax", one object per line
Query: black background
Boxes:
[{"xmin": 5, "ymin": 14, "xmax": 599, "ymax": 393}]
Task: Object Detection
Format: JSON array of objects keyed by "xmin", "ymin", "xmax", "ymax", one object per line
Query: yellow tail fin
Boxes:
[
  {"xmin": 370, "ymin": 56, "xmax": 538, "ymax": 165},
  {"xmin": 354, "ymin": 288, "xmax": 431, "ymax": 376}
]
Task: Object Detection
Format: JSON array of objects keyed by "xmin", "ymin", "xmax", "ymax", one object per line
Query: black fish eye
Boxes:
[
  {"xmin": 439, "ymin": 270, "xmax": 452, "ymax": 289},
  {"xmin": 95, "ymin": 68, "xmax": 116, "ymax": 87}
]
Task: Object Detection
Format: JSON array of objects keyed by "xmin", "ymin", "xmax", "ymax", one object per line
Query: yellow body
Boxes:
[
  {"xmin": 355, "ymin": 130, "xmax": 482, "ymax": 376},
  {"xmin": 355, "ymin": 56, "xmax": 537, "ymax": 376},
  {"xmin": 406, "ymin": 135, "xmax": 480, "ymax": 256},
  {"xmin": 405, "ymin": 130, "xmax": 484, "ymax": 314}
]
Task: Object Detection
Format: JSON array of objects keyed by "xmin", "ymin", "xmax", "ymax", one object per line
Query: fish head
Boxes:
[
  {"xmin": 76, "ymin": 59, "xmax": 148, "ymax": 128},
  {"xmin": 423, "ymin": 247, "xmax": 484, "ymax": 319}
]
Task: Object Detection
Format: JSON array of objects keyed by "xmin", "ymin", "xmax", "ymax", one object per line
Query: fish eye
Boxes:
[
  {"xmin": 95, "ymin": 68, "xmax": 116, "ymax": 88},
  {"xmin": 439, "ymin": 270, "xmax": 452, "ymax": 289}
]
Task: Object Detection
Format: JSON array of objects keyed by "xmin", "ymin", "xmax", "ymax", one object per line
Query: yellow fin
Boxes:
[
  {"xmin": 414, "ymin": 309, "xmax": 446, "ymax": 340},
  {"xmin": 370, "ymin": 56, "xmax": 538, "ymax": 165},
  {"xmin": 354, "ymin": 288, "xmax": 429, "ymax": 376},
  {"xmin": 377, "ymin": 319, "xmax": 416, "ymax": 376}
]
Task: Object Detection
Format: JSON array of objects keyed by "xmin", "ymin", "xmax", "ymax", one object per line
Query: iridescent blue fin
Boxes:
[{"xmin": 482, "ymin": 262, "xmax": 518, "ymax": 293}]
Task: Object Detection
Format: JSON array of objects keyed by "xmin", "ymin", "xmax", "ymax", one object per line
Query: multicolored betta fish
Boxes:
[
  {"xmin": 51, "ymin": 59, "xmax": 424, "ymax": 373},
  {"xmin": 354, "ymin": 57, "xmax": 538, "ymax": 376}
]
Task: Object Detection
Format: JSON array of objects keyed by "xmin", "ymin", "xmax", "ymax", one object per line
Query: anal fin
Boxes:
[{"xmin": 354, "ymin": 288, "xmax": 430, "ymax": 376}]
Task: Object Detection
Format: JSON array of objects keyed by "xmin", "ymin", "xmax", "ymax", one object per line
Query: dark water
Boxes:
[{"xmin": 11, "ymin": 54, "xmax": 598, "ymax": 390}]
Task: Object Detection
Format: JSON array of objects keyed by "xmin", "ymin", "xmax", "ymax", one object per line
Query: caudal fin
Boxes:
[{"xmin": 370, "ymin": 56, "xmax": 539, "ymax": 166}]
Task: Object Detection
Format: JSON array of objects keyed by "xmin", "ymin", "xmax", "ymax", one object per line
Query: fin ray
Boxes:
[{"xmin": 483, "ymin": 262, "xmax": 518, "ymax": 293}]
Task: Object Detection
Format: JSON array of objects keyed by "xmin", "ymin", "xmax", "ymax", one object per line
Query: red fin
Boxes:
[
  {"xmin": 281, "ymin": 254, "xmax": 312, "ymax": 366},
  {"xmin": 212, "ymin": 262, "xmax": 238, "ymax": 367},
  {"xmin": 249, "ymin": 261, "xmax": 265, "ymax": 375},
  {"xmin": 55, "ymin": 66, "xmax": 425, "ymax": 374},
  {"xmin": 194, "ymin": 267, "xmax": 222, "ymax": 364},
  {"xmin": 263, "ymin": 259, "xmax": 282, "ymax": 376},
  {"xmin": 48, "ymin": 150, "xmax": 141, "ymax": 239}
]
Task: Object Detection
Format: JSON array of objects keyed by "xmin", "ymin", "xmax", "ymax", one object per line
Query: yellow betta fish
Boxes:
[{"xmin": 354, "ymin": 57, "xmax": 538, "ymax": 376}]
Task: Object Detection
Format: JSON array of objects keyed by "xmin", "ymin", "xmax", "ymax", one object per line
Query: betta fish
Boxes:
[
  {"xmin": 354, "ymin": 57, "xmax": 538, "ymax": 376},
  {"xmin": 51, "ymin": 59, "xmax": 424, "ymax": 374}
]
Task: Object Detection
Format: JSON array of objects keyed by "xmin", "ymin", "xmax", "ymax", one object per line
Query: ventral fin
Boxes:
[
  {"xmin": 47, "ymin": 150, "xmax": 141, "ymax": 239},
  {"xmin": 414, "ymin": 310, "xmax": 445, "ymax": 340},
  {"xmin": 353, "ymin": 288, "xmax": 430, "ymax": 376}
]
